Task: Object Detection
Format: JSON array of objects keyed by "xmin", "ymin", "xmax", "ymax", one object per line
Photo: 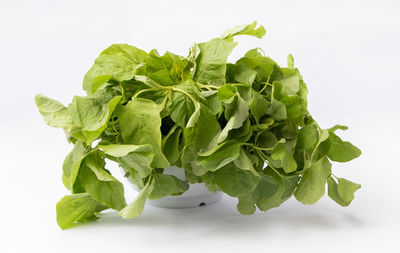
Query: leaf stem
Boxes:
[
  {"xmin": 254, "ymin": 149, "xmax": 284, "ymax": 178},
  {"xmin": 172, "ymin": 87, "xmax": 199, "ymax": 109},
  {"xmin": 133, "ymin": 88, "xmax": 163, "ymax": 98}
]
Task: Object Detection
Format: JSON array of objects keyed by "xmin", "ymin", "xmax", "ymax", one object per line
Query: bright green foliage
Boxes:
[
  {"xmin": 328, "ymin": 131, "xmax": 361, "ymax": 162},
  {"xmin": 99, "ymin": 144, "xmax": 154, "ymax": 178},
  {"xmin": 78, "ymin": 153, "xmax": 126, "ymax": 210},
  {"xmin": 56, "ymin": 193, "xmax": 108, "ymax": 229},
  {"xmin": 83, "ymin": 44, "xmax": 147, "ymax": 94},
  {"xmin": 68, "ymin": 90, "xmax": 121, "ymax": 143},
  {"xmin": 35, "ymin": 94, "xmax": 74, "ymax": 130},
  {"xmin": 119, "ymin": 98, "xmax": 170, "ymax": 168},
  {"xmin": 119, "ymin": 179, "xmax": 152, "ymax": 219},
  {"xmin": 36, "ymin": 22, "xmax": 361, "ymax": 229},
  {"xmin": 294, "ymin": 157, "xmax": 332, "ymax": 204},
  {"xmin": 62, "ymin": 141, "xmax": 90, "ymax": 191},
  {"xmin": 327, "ymin": 176, "xmax": 361, "ymax": 206}
]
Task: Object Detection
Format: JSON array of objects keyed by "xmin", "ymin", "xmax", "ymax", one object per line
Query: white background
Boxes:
[{"xmin": 1, "ymin": 0, "xmax": 400, "ymax": 252}]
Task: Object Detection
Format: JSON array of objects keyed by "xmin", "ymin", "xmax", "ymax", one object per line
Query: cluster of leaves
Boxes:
[{"xmin": 35, "ymin": 22, "xmax": 361, "ymax": 229}]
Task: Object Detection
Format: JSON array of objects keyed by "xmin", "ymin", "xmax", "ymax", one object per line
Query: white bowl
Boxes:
[{"xmin": 123, "ymin": 166, "xmax": 223, "ymax": 208}]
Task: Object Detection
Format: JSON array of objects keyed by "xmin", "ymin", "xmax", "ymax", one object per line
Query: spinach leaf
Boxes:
[
  {"xmin": 328, "ymin": 131, "xmax": 362, "ymax": 162},
  {"xmin": 119, "ymin": 98, "xmax": 169, "ymax": 168},
  {"xmin": 181, "ymin": 103, "xmax": 220, "ymax": 167},
  {"xmin": 83, "ymin": 44, "xmax": 147, "ymax": 94},
  {"xmin": 99, "ymin": 144, "xmax": 154, "ymax": 178},
  {"xmin": 148, "ymin": 173, "xmax": 189, "ymax": 200},
  {"xmin": 214, "ymin": 163, "xmax": 260, "ymax": 197},
  {"xmin": 56, "ymin": 193, "xmax": 108, "ymax": 229},
  {"xmin": 119, "ymin": 179, "xmax": 152, "ymax": 219},
  {"xmin": 62, "ymin": 141, "xmax": 90, "ymax": 191},
  {"xmin": 193, "ymin": 38, "xmax": 237, "ymax": 86},
  {"xmin": 35, "ymin": 94, "xmax": 74, "ymax": 130},
  {"xmin": 78, "ymin": 153, "xmax": 126, "ymax": 210},
  {"xmin": 294, "ymin": 156, "xmax": 332, "ymax": 204},
  {"xmin": 68, "ymin": 92, "xmax": 121, "ymax": 143},
  {"xmin": 221, "ymin": 21, "xmax": 266, "ymax": 40},
  {"xmin": 328, "ymin": 176, "xmax": 361, "ymax": 206}
]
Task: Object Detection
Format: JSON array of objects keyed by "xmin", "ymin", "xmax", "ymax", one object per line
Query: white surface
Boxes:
[
  {"xmin": 1, "ymin": 0, "xmax": 400, "ymax": 252},
  {"xmin": 124, "ymin": 166, "xmax": 223, "ymax": 208}
]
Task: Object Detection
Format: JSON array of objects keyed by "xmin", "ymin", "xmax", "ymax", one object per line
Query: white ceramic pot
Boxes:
[{"xmin": 124, "ymin": 166, "xmax": 223, "ymax": 208}]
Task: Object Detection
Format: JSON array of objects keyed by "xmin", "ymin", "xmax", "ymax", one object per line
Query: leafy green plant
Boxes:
[{"xmin": 35, "ymin": 22, "xmax": 361, "ymax": 229}]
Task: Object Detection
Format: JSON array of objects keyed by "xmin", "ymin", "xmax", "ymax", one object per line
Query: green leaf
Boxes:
[
  {"xmin": 83, "ymin": 44, "xmax": 147, "ymax": 93},
  {"xmin": 140, "ymin": 49, "xmax": 177, "ymax": 86},
  {"xmin": 168, "ymin": 80, "xmax": 200, "ymax": 127},
  {"xmin": 162, "ymin": 127, "xmax": 182, "ymax": 165},
  {"xmin": 197, "ymin": 141, "xmax": 241, "ymax": 173},
  {"xmin": 237, "ymin": 173, "xmax": 279, "ymax": 215},
  {"xmin": 62, "ymin": 141, "xmax": 90, "ymax": 191},
  {"xmin": 68, "ymin": 90, "xmax": 121, "ymax": 143},
  {"xmin": 233, "ymin": 63, "xmax": 257, "ymax": 85},
  {"xmin": 237, "ymin": 194, "xmax": 257, "ymax": 215},
  {"xmin": 234, "ymin": 148, "xmax": 259, "ymax": 176},
  {"xmin": 287, "ymin": 54, "xmax": 294, "ymax": 69},
  {"xmin": 256, "ymin": 169, "xmax": 299, "ymax": 211},
  {"xmin": 203, "ymin": 172, "xmax": 218, "ymax": 193},
  {"xmin": 217, "ymin": 84, "xmax": 237, "ymax": 103},
  {"xmin": 271, "ymin": 81, "xmax": 307, "ymax": 124},
  {"xmin": 148, "ymin": 173, "xmax": 189, "ymax": 200},
  {"xmin": 221, "ymin": 21, "xmax": 266, "ymax": 40},
  {"xmin": 278, "ymin": 68, "xmax": 300, "ymax": 96},
  {"xmin": 99, "ymin": 144, "xmax": 154, "ymax": 178},
  {"xmin": 193, "ymin": 38, "xmax": 237, "ymax": 86},
  {"xmin": 56, "ymin": 193, "xmax": 108, "ymax": 229},
  {"xmin": 215, "ymin": 163, "xmax": 261, "ymax": 197},
  {"xmin": 271, "ymin": 140, "xmax": 297, "ymax": 173},
  {"xmin": 119, "ymin": 179, "xmax": 152, "ymax": 219},
  {"xmin": 228, "ymin": 118, "xmax": 252, "ymax": 142},
  {"xmin": 294, "ymin": 156, "xmax": 332, "ymax": 204},
  {"xmin": 137, "ymin": 49, "xmax": 192, "ymax": 86},
  {"xmin": 35, "ymin": 94, "xmax": 74, "ymax": 130},
  {"xmin": 78, "ymin": 154, "xmax": 126, "ymax": 210},
  {"xmin": 256, "ymin": 130, "xmax": 278, "ymax": 149},
  {"xmin": 119, "ymin": 98, "xmax": 169, "ymax": 168},
  {"xmin": 327, "ymin": 177, "xmax": 361, "ymax": 206},
  {"xmin": 249, "ymin": 92, "xmax": 269, "ymax": 122},
  {"xmin": 329, "ymin": 124, "xmax": 348, "ymax": 132},
  {"xmin": 337, "ymin": 178, "xmax": 361, "ymax": 203},
  {"xmin": 202, "ymin": 90, "xmax": 222, "ymax": 115},
  {"xmin": 181, "ymin": 103, "xmax": 220, "ymax": 168},
  {"xmin": 327, "ymin": 132, "xmax": 361, "ymax": 162},
  {"xmin": 235, "ymin": 49, "xmax": 276, "ymax": 83},
  {"xmin": 218, "ymin": 95, "xmax": 249, "ymax": 143},
  {"xmin": 296, "ymin": 123, "xmax": 319, "ymax": 151}
]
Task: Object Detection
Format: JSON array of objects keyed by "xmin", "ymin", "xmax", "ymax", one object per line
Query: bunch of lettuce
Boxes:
[{"xmin": 35, "ymin": 22, "xmax": 361, "ymax": 229}]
